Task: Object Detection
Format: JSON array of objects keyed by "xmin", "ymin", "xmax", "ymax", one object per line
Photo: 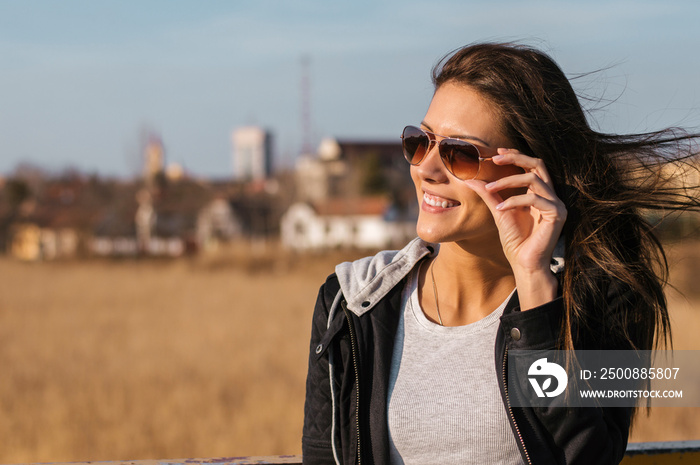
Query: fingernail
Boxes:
[
  {"xmin": 485, "ymin": 182, "xmax": 496, "ymax": 189},
  {"xmin": 495, "ymin": 202, "xmax": 504, "ymax": 210},
  {"xmin": 492, "ymin": 154, "xmax": 504, "ymax": 161}
]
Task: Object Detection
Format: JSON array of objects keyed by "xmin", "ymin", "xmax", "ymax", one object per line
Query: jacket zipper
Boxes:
[
  {"xmin": 342, "ymin": 301, "xmax": 362, "ymax": 465},
  {"xmin": 503, "ymin": 346, "xmax": 532, "ymax": 465}
]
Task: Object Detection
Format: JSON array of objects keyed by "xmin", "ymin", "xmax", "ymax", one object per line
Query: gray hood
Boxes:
[
  {"xmin": 335, "ymin": 238, "xmax": 436, "ymax": 316},
  {"xmin": 335, "ymin": 236, "xmax": 566, "ymax": 317}
]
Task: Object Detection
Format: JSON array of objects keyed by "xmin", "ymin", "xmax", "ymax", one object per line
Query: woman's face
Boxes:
[{"xmin": 411, "ymin": 81, "xmax": 522, "ymax": 245}]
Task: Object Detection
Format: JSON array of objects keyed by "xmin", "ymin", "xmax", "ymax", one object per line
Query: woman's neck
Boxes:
[{"xmin": 419, "ymin": 241, "xmax": 516, "ymax": 326}]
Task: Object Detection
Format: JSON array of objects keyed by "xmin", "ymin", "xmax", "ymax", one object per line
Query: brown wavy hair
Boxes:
[{"xmin": 433, "ymin": 42, "xmax": 700, "ymax": 353}]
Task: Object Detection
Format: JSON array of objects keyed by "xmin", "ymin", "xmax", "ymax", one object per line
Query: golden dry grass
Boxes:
[
  {"xmin": 0, "ymin": 240, "xmax": 698, "ymax": 462},
  {"xmin": 0, "ymin": 243, "xmax": 364, "ymax": 463},
  {"xmin": 628, "ymin": 240, "xmax": 700, "ymax": 443}
]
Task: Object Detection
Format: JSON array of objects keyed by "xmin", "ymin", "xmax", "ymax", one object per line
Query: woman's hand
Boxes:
[{"xmin": 464, "ymin": 148, "xmax": 567, "ymax": 310}]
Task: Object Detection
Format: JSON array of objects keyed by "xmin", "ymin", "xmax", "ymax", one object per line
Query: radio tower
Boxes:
[{"xmin": 300, "ymin": 55, "xmax": 312, "ymax": 156}]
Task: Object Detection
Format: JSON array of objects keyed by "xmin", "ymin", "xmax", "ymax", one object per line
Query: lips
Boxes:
[{"xmin": 423, "ymin": 192, "xmax": 460, "ymax": 209}]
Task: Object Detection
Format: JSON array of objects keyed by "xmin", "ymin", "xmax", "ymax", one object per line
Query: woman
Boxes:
[{"xmin": 302, "ymin": 43, "xmax": 699, "ymax": 465}]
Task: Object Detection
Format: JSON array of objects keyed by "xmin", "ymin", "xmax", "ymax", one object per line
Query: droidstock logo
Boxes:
[{"xmin": 528, "ymin": 358, "xmax": 568, "ymax": 398}]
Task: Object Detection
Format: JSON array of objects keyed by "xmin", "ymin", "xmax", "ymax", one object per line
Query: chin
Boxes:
[
  {"xmin": 415, "ymin": 224, "xmax": 452, "ymax": 244},
  {"xmin": 416, "ymin": 219, "xmax": 492, "ymax": 246}
]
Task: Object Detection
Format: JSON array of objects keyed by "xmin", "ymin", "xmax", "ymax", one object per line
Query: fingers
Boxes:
[
  {"xmin": 469, "ymin": 149, "xmax": 567, "ymax": 225},
  {"xmin": 495, "ymin": 192, "xmax": 567, "ymax": 223},
  {"xmin": 486, "ymin": 172, "xmax": 567, "ymax": 222},
  {"xmin": 492, "ymin": 148, "xmax": 553, "ymax": 186},
  {"xmin": 487, "ymin": 149, "xmax": 566, "ymax": 216},
  {"xmin": 485, "ymin": 172, "xmax": 555, "ymax": 201}
]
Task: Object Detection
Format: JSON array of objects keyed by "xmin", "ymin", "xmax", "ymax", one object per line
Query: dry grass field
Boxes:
[{"xmin": 0, "ymin": 240, "xmax": 699, "ymax": 463}]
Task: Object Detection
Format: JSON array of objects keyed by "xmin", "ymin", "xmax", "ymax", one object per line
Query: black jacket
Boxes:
[{"xmin": 302, "ymin": 238, "xmax": 633, "ymax": 464}]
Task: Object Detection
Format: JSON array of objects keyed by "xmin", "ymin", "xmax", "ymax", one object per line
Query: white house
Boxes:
[
  {"xmin": 280, "ymin": 197, "xmax": 415, "ymax": 251},
  {"xmin": 196, "ymin": 197, "xmax": 242, "ymax": 250}
]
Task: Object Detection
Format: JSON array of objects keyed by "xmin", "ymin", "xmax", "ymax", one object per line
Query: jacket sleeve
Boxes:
[
  {"xmin": 302, "ymin": 276, "xmax": 340, "ymax": 465},
  {"xmin": 499, "ymin": 284, "xmax": 636, "ymax": 465}
]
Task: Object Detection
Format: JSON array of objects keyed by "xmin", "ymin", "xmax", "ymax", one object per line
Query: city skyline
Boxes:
[{"xmin": 2, "ymin": 0, "xmax": 700, "ymax": 178}]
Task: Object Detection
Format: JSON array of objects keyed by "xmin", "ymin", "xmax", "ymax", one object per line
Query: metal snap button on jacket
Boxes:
[{"xmin": 510, "ymin": 327, "xmax": 521, "ymax": 341}]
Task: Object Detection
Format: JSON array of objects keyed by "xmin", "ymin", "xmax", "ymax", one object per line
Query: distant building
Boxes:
[
  {"xmin": 165, "ymin": 162, "xmax": 185, "ymax": 182},
  {"xmin": 294, "ymin": 137, "xmax": 414, "ymax": 205},
  {"xmin": 144, "ymin": 134, "xmax": 165, "ymax": 183},
  {"xmin": 280, "ymin": 197, "xmax": 416, "ymax": 251},
  {"xmin": 232, "ymin": 126, "xmax": 273, "ymax": 181},
  {"xmin": 6, "ymin": 179, "xmax": 103, "ymax": 260},
  {"xmin": 295, "ymin": 138, "xmax": 348, "ymax": 202},
  {"xmin": 196, "ymin": 197, "xmax": 243, "ymax": 250},
  {"xmin": 10, "ymin": 222, "xmax": 80, "ymax": 261}
]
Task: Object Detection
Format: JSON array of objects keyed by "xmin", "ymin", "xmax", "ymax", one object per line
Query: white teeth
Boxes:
[{"xmin": 424, "ymin": 193, "xmax": 457, "ymax": 208}]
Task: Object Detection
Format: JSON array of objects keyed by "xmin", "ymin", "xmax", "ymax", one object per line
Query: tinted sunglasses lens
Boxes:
[
  {"xmin": 402, "ymin": 126, "xmax": 429, "ymax": 165},
  {"xmin": 440, "ymin": 139, "xmax": 481, "ymax": 180}
]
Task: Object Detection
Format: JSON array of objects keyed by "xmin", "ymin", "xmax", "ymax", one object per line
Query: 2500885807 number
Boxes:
[{"xmin": 599, "ymin": 367, "xmax": 679, "ymax": 380}]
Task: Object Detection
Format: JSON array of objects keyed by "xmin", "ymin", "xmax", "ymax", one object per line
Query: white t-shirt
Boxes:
[{"xmin": 387, "ymin": 266, "xmax": 524, "ymax": 465}]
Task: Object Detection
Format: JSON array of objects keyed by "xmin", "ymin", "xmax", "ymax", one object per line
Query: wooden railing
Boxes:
[
  {"xmin": 18, "ymin": 441, "xmax": 700, "ymax": 465},
  {"xmin": 31, "ymin": 457, "xmax": 304, "ymax": 465},
  {"xmin": 621, "ymin": 440, "xmax": 700, "ymax": 464}
]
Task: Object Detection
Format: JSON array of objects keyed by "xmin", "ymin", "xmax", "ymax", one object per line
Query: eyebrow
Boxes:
[{"xmin": 421, "ymin": 121, "xmax": 492, "ymax": 147}]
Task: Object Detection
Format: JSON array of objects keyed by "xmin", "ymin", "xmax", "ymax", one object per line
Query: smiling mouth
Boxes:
[{"xmin": 423, "ymin": 192, "xmax": 460, "ymax": 208}]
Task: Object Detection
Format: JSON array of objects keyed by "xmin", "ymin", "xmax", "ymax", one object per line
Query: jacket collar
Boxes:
[
  {"xmin": 335, "ymin": 236, "xmax": 566, "ymax": 317},
  {"xmin": 335, "ymin": 237, "xmax": 436, "ymax": 316}
]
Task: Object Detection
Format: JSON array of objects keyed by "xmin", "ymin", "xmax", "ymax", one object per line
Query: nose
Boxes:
[{"xmin": 412, "ymin": 140, "xmax": 449, "ymax": 182}]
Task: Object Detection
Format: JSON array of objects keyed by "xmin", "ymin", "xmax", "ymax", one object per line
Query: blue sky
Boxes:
[{"xmin": 1, "ymin": 0, "xmax": 699, "ymax": 178}]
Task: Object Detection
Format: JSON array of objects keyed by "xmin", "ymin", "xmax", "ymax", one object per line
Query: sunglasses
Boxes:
[{"xmin": 401, "ymin": 125, "xmax": 493, "ymax": 180}]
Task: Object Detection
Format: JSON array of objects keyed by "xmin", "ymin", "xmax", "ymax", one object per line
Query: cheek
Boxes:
[{"xmin": 410, "ymin": 167, "xmax": 422, "ymax": 191}]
